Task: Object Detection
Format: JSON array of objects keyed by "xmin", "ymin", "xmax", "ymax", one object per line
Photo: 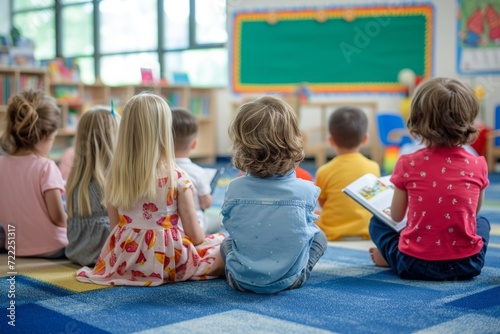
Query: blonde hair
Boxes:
[
  {"xmin": 66, "ymin": 106, "xmax": 120, "ymax": 218},
  {"xmin": 104, "ymin": 93, "xmax": 175, "ymax": 210},
  {"xmin": 408, "ymin": 77, "xmax": 479, "ymax": 147},
  {"xmin": 1, "ymin": 90, "xmax": 60, "ymax": 155},
  {"xmin": 229, "ymin": 95, "xmax": 304, "ymax": 178}
]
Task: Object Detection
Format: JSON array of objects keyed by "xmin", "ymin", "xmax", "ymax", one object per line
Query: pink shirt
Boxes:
[
  {"xmin": 0, "ymin": 154, "xmax": 68, "ymax": 256},
  {"xmin": 391, "ymin": 147, "xmax": 488, "ymax": 261}
]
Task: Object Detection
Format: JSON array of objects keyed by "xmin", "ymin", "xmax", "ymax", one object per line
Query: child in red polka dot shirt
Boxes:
[{"xmin": 369, "ymin": 77, "xmax": 490, "ymax": 280}]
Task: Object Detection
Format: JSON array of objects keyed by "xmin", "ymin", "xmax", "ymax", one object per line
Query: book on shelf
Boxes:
[
  {"xmin": 167, "ymin": 92, "xmax": 180, "ymax": 107},
  {"xmin": 342, "ymin": 173, "xmax": 407, "ymax": 232},
  {"xmin": 190, "ymin": 96, "xmax": 209, "ymax": 116},
  {"xmin": 18, "ymin": 74, "xmax": 44, "ymax": 91},
  {"xmin": 53, "ymin": 85, "xmax": 80, "ymax": 102},
  {"xmin": 1, "ymin": 75, "xmax": 13, "ymax": 105}
]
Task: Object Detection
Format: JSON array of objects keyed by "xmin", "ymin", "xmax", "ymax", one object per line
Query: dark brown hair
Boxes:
[
  {"xmin": 229, "ymin": 95, "xmax": 304, "ymax": 178},
  {"xmin": 408, "ymin": 77, "xmax": 479, "ymax": 147},
  {"xmin": 172, "ymin": 108, "xmax": 198, "ymax": 151},
  {"xmin": 1, "ymin": 89, "xmax": 60, "ymax": 154},
  {"xmin": 328, "ymin": 106, "xmax": 368, "ymax": 149}
]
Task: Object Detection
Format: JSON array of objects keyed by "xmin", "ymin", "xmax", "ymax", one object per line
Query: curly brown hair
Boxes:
[
  {"xmin": 1, "ymin": 89, "xmax": 60, "ymax": 154},
  {"xmin": 408, "ymin": 77, "xmax": 479, "ymax": 147},
  {"xmin": 229, "ymin": 95, "xmax": 304, "ymax": 178}
]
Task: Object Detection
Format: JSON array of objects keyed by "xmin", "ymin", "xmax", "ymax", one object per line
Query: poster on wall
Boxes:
[{"xmin": 457, "ymin": 0, "xmax": 500, "ymax": 74}]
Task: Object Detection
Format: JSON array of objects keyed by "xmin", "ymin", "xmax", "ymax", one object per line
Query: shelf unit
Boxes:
[
  {"xmin": 1, "ymin": 67, "xmax": 217, "ymax": 162},
  {"xmin": 82, "ymin": 83, "xmax": 217, "ymax": 162},
  {"xmin": 48, "ymin": 80, "xmax": 84, "ymax": 162},
  {"xmin": 0, "ymin": 66, "xmax": 50, "ymax": 139}
]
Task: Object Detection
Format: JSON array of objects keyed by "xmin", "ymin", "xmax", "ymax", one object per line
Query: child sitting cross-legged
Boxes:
[
  {"xmin": 172, "ymin": 108, "xmax": 222, "ymax": 234},
  {"xmin": 369, "ymin": 77, "xmax": 490, "ymax": 281},
  {"xmin": 220, "ymin": 96, "xmax": 327, "ymax": 294},
  {"xmin": 76, "ymin": 93, "xmax": 225, "ymax": 286},
  {"xmin": 65, "ymin": 106, "xmax": 120, "ymax": 266},
  {"xmin": 315, "ymin": 106, "xmax": 381, "ymax": 241},
  {"xmin": 0, "ymin": 90, "xmax": 67, "ymax": 258}
]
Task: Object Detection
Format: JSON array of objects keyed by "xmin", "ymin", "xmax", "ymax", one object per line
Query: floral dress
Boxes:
[{"xmin": 76, "ymin": 168, "xmax": 225, "ymax": 286}]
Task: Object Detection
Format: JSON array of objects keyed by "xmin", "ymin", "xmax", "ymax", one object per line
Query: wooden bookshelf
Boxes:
[
  {"xmin": 48, "ymin": 80, "xmax": 85, "ymax": 162},
  {"xmin": 83, "ymin": 83, "xmax": 217, "ymax": 162},
  {"xmin": 188, "ymin": 87, "xmax": 217, "ymax": 160},
  {"xmin": 1, "ymin": 69, "xmax": 218, "ymax": 163}
]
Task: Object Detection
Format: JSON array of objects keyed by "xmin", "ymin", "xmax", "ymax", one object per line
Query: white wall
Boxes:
[
  {"xmin": 216, "ymin": 0, "xmax": 500, "ymax": 157},
  {"xmin": 0, "ymin": 0, "xmax": 10, "ymax": 36}
]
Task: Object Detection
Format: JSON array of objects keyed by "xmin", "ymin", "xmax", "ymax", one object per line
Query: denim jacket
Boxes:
[{"xmin": 221, "ymin": 170, "xmax": 320, "ymax": 294}]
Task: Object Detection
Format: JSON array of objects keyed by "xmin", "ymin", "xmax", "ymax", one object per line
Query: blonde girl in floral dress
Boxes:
[{"xmin": 76, "ymin": 93, "xmax": 225, "ymax": 286}]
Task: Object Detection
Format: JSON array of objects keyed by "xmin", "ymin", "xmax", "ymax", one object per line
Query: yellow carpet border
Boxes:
[{"xmin": 0, "ymin": 254, "xmax": 110, "ymax": 293}]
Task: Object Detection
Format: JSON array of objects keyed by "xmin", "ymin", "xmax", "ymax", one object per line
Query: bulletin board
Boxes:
[
  {"xmin": 231, "ymin": 4, "xmax": 434, "ymax": 94},
  {"xmin": 457, "ymin": 0, "xmax": 500, "ymax": 74}
]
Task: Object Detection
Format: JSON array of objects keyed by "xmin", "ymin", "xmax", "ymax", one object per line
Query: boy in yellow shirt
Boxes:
[{"xmin": 315, "ymin": 106, "xmax": 380, "ymax": 241}]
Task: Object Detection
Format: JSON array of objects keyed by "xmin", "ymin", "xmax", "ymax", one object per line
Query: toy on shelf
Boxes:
[{"xmin": 47, "ymin": 58, "xmax": 80, "ymax": 83}]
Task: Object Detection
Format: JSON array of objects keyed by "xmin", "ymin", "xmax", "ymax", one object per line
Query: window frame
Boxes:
[{"xmin": 9, "ymin": 0, "xmax": 227, "ymax": 83}]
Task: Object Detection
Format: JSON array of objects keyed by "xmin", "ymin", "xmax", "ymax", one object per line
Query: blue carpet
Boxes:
[
  {"xmin": 1, "ymin": 161, "xmax": 499, "ymax": 333},
  {"xmin": 1, "ymin": 242, "xmax": 499, "ymax": 333}
]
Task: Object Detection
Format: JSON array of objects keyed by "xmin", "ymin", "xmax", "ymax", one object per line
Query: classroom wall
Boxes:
[
  {"xmin": 216, "ymin": 0, "xmax": 500, "ymax": 157},
  {"xmin": 0, "ymin": 0, "xmax": 10, "ymax": 36}
]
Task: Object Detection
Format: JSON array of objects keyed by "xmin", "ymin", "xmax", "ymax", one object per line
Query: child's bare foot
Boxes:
[{"xmin": 369, "ymin": 248, "xmax": 389, "ymax": 267}]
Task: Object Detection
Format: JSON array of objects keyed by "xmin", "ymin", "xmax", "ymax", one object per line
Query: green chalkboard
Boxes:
[{"xmin": 232, "ymin": 6, "xmax": 433, "ymax": 93}]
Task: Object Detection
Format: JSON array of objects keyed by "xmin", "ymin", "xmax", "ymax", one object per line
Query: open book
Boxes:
[
  {"xmin": 342, "ymin": 174, "xmax": 407, "ymax": 232},
  {"xmin": 204, "ymin": 167, "xmax": 225, "ymax": 195}
]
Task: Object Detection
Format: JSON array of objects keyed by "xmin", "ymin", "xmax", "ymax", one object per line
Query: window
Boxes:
[
  {"xmin": 62, "ymin": 4, "xmax": 94, "ymax": 57},
  {"xmin": 164, "ymin": 49, "xmax": 227, "ymax": 87},
  {"xmin": 76, "ymin": 57, "xmax": 95, "ymax": 84},
  {"xmin": 13, "ymin": 0, "xmax": 53, "ymax": 11},
  {"xmin": 13, "ymin": 9, "xmax": 56, "ymax": 60},
  {"xmin": 101, "ymin": 53, "xmax": 158, "ymax": 85},
  {"xmin": 194, "ymin": 0, "xmax": 227, "ymax": 45},
  {"xmin": 99, "ymin": 0, "xmax": 157, "ymax": 53},
  {"xmin": 11, "ymin": 0, "xmax": 228, "ymax": 86},
  {"xmin": 163, "ymin": 0, "xmax": 189, "ymax": 49}
]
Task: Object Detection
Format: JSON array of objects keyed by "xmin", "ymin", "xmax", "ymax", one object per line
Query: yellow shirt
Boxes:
[{"xmin": 315, "ymin": 153, "xmax": 380, "ymax": 241}]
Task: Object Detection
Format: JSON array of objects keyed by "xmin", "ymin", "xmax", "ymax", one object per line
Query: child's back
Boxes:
[
  {"xmin": 369, "ymin": 77, "xmax": 490, "ymax": 281},
  {"xmin": 223, "ymin": 172, "xmax": 320, "ymax": 292},
  {"xmin": 315, "ymin": 106, "xmax": 380, "ymax": 241},
  {"xmin": 172, "ymin": 108, "xmax": 221, "ymax": 234},
  {"xmin": 0, "ymin": 90, "xmax": 67, "ymax": 257},
  {"xmin": 76, "ymin": 93, "xmax": 224, "ymax": 286},
  {"xmin": 65, "ymin": 107, "xmax": 119, "ymax": 266},
  {"xmin": 221, "ymin": 96, "xmax": 327, "ymax": 294}
]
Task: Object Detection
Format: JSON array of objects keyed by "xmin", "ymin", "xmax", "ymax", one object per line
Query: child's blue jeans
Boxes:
[
  {"xmin": 369, "ymin": 215, "xmax": 490, "ymax": 280},
  {"xmin": 220, "ymin": 229, "xmax": 327, "ymax": 292}
]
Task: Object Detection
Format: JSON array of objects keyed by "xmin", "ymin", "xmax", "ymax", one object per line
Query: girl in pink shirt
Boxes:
[
  {"xmin": 369, "ymin": 77, "xmax": 490, "ymax": 280},
  {"xmin": 0, "ymin": 90, "xmax": 68, "ymax": 257}
]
